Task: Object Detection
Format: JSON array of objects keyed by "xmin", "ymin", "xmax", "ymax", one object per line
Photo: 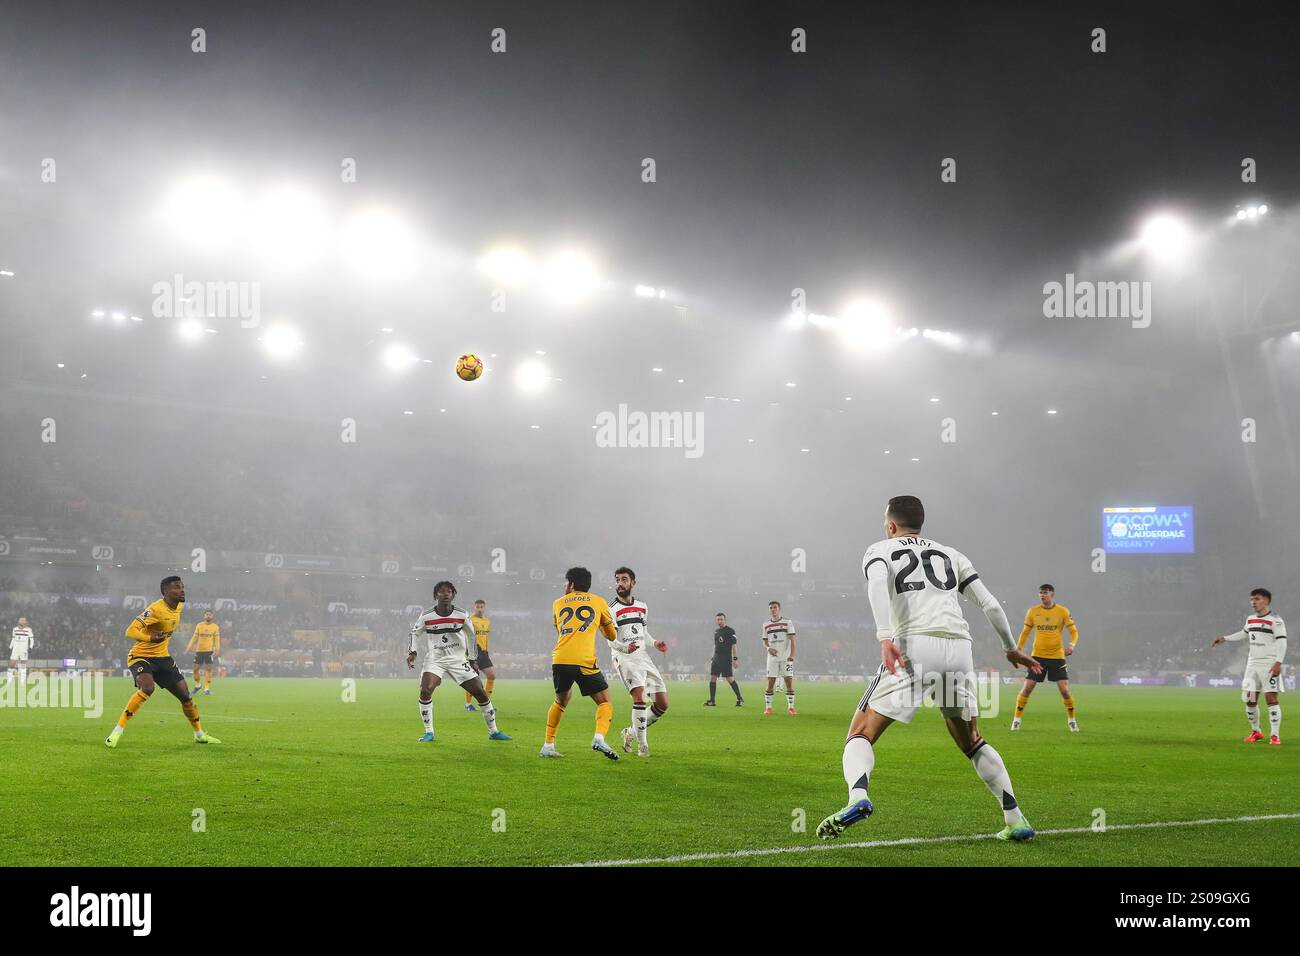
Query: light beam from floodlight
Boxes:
[
  {"xmin": 260, "ymin": 323, "xmax": 304, "ymax": 361},
  {"xmin": 1137, "ymin": 213, "xmax": 1193, "ymax": 264},
  {"xmin": 514, "ymin": 358, "xmax": 551, "ymax": 393},
  {"xmin": 341, "ymin": 207, "xmax": 421, "ymax": 279},
  {"xmin": 478, "ymin": 245, "xmax": 534, "ymax": 287},
  {"xmin": 178, "ymin": 318, "xmax": 205, "ymax": 343},
  {"xmin": 543, "ymin": 250, "xmax": 600, "ymax": 305},
  {"xmin": 161, "ymin": 173, "xmax": 245, "ymax": 248},
  {"xmin": 837, "ymin": 298, "xmax": 895, "ymax": 353},
  {"xmin": 253, "ymin": 186, "xmax": 329, "ymax": 270},
  {"xmin": 383, "ymin": 343, "xmax": 420, "ymax": 373}
]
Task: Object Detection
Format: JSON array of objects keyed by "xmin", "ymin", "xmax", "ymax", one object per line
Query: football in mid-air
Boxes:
[{"xmin": 455, "ymin": 354, "xmax": 484, "ymax": 381}]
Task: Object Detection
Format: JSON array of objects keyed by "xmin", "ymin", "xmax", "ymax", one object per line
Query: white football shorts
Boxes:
[{"xmin": 859, "ymin": 634, "xmax": 978, "ymax": 723}]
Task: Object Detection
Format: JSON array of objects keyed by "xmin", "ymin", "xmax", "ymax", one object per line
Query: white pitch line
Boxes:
[{"xmin": 563, "ymin": 812, "xmax": 1300, "ymax": 867}]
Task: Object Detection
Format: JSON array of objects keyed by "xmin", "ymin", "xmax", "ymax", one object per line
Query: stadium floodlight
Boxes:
[
  {"xmin": 91, "ymin": 310, "xmax": 105, "ymax": 319},
  {"xmin": 111, "ymin": 311, "xmax": 126, "ymax": 323},
  {"xmin": 1247, "ymin": 206, "xmax": 1259, "ymax": 218},
  {"xmin": 514, "ymin": 358, "xmax": 551, "ymax": 393},
  {"xmin": 130, "ymin": 314, "xmax": 143, "ymax": 322},
  {"xmin": 178, "ymin": 317, "xmax": 205, "ymax": 343},
  {"xmin": 161, "ymin": 173, "xmax": 245, "ymax": 248},
  {"xmin": 1236, "ymin": 209, "xmax": 1247, "ymax": 221},
  {"xmin": 634, "ymin": 284, "xmax": 657, "ymax": 298},
  {"xmin": 542, "ymin": 250, "xmax": 600, "ymax": 305},
  {"xmin": 1259, "ymin": 204, "xmax": 1268, "ymax": 215},
  {"xmin": 0, "ymin": 270, "xmax": 13, "ymax": 277},
  {"xmin": 259, "ymin": 323, "xmax": 304, "ymax": 361},
  {"xmin": 837, "ymin": 298, "xmax": 896, "ymax": 353},
  {"xmin": 1137, "ymin": 212, "xmax": 1193, "ymax": 264},
  {"xmin": 478, "ymin": 245, "xmax": 534, "ymax": 287},
  {"xmin": 341, "ymin": 207, "xmax": 420, "ymax": 279},
  {"xmin": 252, "ymin": 185, "xmax": 328, "ymax": 270},
  {"xmin": 383, "ymin": 342, "xmax": 420, "ymax": 373}
]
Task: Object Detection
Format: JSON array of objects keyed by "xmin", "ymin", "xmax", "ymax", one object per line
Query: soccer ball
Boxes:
[{"xmin": 455, "ymin": 354, "xmax": 484, "ymax": 381}]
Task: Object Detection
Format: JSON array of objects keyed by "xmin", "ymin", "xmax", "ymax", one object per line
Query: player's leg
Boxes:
[
  {"xmin": 764, "ymin": 674, "xmax": 776, "ymax": 714},
  {"xmin": 465, "ymin": 660, "xmax": 479, "ymax": 709},
  {"xmin": 784, "ymin": 670, "xmax": 796, "ymax": 714},
  {"xmin": 707, "ymin": 663, "xmax": 719, "ymax": 705},
  {"xmin": 816, "ymin": 706, "xmax": 893, "ymax": 839},
  {"xmin": 625, "ymin": 683, "xmax": 647, "ymax": 752},
  {"xmin": 163, "ymin": 668, "xmax": 216, "ymax": 742},
  {"xmin": 1057, "ymin": 676, "xmax": 1077, "ymax": 730},
  {"xmin": 588, "ymin": 684, "xmax": 619, "ymax": 760},
  {"xmin": 945, "ymin": 715, "xmax": 1032, "ymax": 840},
  {"xmin": 541, "ymin": 668, "xmax": 574, "ymax": 755},
  {"xmin": 1012, "ymin": 674, "xmax": 1037, "ymax": 729},
  {"xmin": 1264, "ymin": 689, "xmax": 1281, "ymax": 743},
  {"xmin": 193, "ymin": 656, "xmax": 202, "ymax": 688},
  {"xmin": 483, "ymin": 664, "xmax": 496, "ymax": 700},
  {"xmin": 1243, "ymin": 683, "xmax": 1264, "ymax": 741},
  {"xmin": 204, "ymin": 661, "xmax": 213, "ymax": 693},
  {"xmin": 728, "ymin": 676, "xmax": 748, "ymax": 707},
  {"xmin": 461, "ymin": 670, "xmax": 509, "ymax": 740},
  {"xmin": 418, "ymin": 670, "xmax": 440, "ymax": 741},
  {"xmin": 106, "ymin": 667, "xmax": 156, "ymax": 746}
]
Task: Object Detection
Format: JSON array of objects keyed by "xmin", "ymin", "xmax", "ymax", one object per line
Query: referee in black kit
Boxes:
[{"xmin": 705, "ymin": 612, "xmax": 744, "ymax": 706}]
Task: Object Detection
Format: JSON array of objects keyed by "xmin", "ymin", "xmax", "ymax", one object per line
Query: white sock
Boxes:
[
  {"xmin": 1247, "ymin": 705, "xmax": 1261, "ymax": 732},
  {"xmin": 593, "ymin": 732, "xmax": 606, "ymax": 745},
  {"xmin": 109, "ymin": 725, "xmax": 123, "ymax": 737},
  {"xmin": 18, "ymin": 667, "xmax": 26, "ymax": 682},
  {"xmin": 843, "ymin": 734, "xmax": 875, "ymax": 803},
  {"xmin": 646, "ymin": 703, "xmax": 664, "ymax": 726},
  {"xmin": 786, "ymin": 692, "xmax": 795, "ymax": 709},
  {"xmin": 764, "ymin": 693, "xmax": 773, "ymax": 708},
  {"xmin": 1269, "ymin": 705, "xmax": 1281, "ymax": 737},
  {"xmin": 419, "ymin": 698, "xmax": 433, "ymax": 733},
  {"xmin": 633, "ymin": 704, "xmax": 648, "ymax": 748},
  {"xmin": 480, "ymin": 701, "xmax": 498, "ymax": 733},
  {"xmin": 968, "ymin": 740, "xmax": 1022, "ymax": 825}
]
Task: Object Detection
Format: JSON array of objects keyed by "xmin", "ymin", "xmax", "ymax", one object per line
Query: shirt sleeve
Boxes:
[
  {"xmin": 126, "ymin": 609, "xmax": 159, "ymax": 641},
  {"xmin": 864, "ymin": 557, "xmax": 893, "ymax": 641},
  {"xmin": 599, "ymin": 603, "xmax": 617, "ymax": 641},
  {"xmin": 1064, "ymin": 609, "xmax": 1079, "ymax": 644},
  {"xmin": 460, "ymin": 617, "xmax": 479, "ymax": 659}
]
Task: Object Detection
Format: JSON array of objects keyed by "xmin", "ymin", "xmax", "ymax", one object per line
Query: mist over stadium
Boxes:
[{"xmin": 2, "ymin": 2, "xmax": 1299, "ymax": 689}]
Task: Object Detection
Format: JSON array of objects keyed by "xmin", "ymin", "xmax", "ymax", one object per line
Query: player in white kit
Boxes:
[
  {"xmin": 8, "ymin": 617, "xmax": 34, "ymax": 684},
  {"xmin": 762, "ymin": 602, "xmax": 797, "ymax": 715},
  {"xmin": 406, "ymin": 581, "xmax": 511, "ymax": 743},
  {"xmin": 1211, "ymin": 587, "xmax": 1286, "ymax": 745},
  {"xmin": 608, "ymin": 567, "xmax": 670, "ymax": 756},
  {"xmin": 817, "ymin": 496, "xmax": 1043, "ymax": 843}
]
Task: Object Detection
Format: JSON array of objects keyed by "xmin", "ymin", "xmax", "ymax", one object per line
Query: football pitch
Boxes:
[{"xmin": 3, "ymin": 678, "xmax": 1296, "ymax": 867}]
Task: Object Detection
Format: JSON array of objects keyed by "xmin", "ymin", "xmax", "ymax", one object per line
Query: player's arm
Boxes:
[
  {"xmin": 961, "ymin": 573, "xmax": 1042, "ymax": 674},
  {"xmin": 730, "ymin": 633, "xmax": 738, "ymax": 664},
  {"xmin": 1212, "ymin": 627, "xmax": 1247, "ymax": 647},
  {"xmin": 125, "ymin": 612, "xmax": 162, "ymax": 644},
  {"xmin": 185, "ymin": 630, "xmax": 198, "ymax": 653},
  {"xmin": 406, "ymin": 619, "xmax": 421, "ymax": 668},
  {"xmin": 864, "ymin": 557, "xmax": 905, "ymax": 673},
  {"xmin": 213, "ymin": 628, "xmax": 220, "ymax": 657},
  {"xmin": 599, "ymin": 605, "xmax": 617, "ymax": 642},
  {"xmin": 459, "ymin": 618, "xmax": 479, "ymax": 660},
  {"xmin": 1271, "ymin": 618, "xmax": 1287, "ymax": 675},
  {"xmin": 1064, "ymin": 610, "xmax": 1079, "ymax": 655},
  {"xmin": 788, "ymin": 633, "xmax": 796, "ymax": 661}
]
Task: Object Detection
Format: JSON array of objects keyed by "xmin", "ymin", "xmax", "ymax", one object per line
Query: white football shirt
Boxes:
[
  {"xmin": 862, "ymin": 535, "xmax": 982, "ymax": 642},
  {"xmin": 1225, "ymin": 612, "xmax": 1287, "ymax": 664}
]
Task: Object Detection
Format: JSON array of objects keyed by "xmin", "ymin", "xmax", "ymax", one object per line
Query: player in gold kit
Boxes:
[
  {"xmin": 185, "ymin": 609, "xmax": 221, "ymax": 695},
  {"xmin": 106, "ymin": 576, "xmax": 220, "ymax": 748},
  {"xmin": 465, "ymin": 599, "xmax": 495, "ymax": 710},
  {"xmin": 1011, "ymin": 584, "xmax": 1079, "ymax": 732},
  {"xmin": 540, "ymin": 567, "xmax": 621, "ymax": 760}
]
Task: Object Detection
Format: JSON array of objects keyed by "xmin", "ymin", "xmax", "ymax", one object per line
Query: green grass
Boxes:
[{"xmin": 1, "ymin": 678, "xmax": 1296, "ymax": 866}]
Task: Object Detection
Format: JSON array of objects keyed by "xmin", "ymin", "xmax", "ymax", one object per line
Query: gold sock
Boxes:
[
  {"xmin": 1063, "ymin": 695, "xmax": 1076, "ymax": 719},
  {"xmin": 595, "ymin": 700, "xmax": 613, "ymax": 736},
  {"xmin": 466, "ymin": 690, "xmax": 473, "ymax": 705},
  {"xmin": 1015, "ymin": 694, "xmax": 1029, "ymax": 718},
  {"xmin": 182, "ymin": 699, "xmax": 203, "ymax": 731},
  {"xmin": 545, "ymin": 702, "xmax": 565, "ymax": 743},
  {"xmin": 485, "ymin": 678, "xmax": 495, "ymax": 697},
  {"xmin": 116, "ymin": 690, "xmax": 150, "ymax": 730}
]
